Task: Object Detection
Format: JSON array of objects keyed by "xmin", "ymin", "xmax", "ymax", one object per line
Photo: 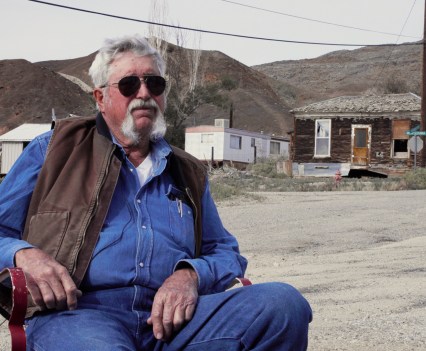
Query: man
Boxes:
[{"xmin": 0, "ymin": 35, "xmax": 312, "ymax": 350}]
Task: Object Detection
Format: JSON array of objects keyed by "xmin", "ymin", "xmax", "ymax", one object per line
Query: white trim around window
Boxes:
[{"xmin": 314, "ymin": 119, "xmax": 331, "ymax": 157}]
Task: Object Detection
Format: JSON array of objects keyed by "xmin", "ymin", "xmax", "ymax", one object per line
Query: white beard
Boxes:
[{"xmin": 121, "ymin": 99, "xmax": 167, "ymax": 145}]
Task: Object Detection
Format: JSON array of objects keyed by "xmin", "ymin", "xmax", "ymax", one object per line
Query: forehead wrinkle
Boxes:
[{"xmin": 108, "ymin": 55, "xmax": 161, "ymax": 83}]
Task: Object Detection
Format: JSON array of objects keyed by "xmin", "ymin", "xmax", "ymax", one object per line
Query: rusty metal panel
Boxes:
[{"xmin": 392, "ymin": 120, "xmax": 410, "ymax": 140}]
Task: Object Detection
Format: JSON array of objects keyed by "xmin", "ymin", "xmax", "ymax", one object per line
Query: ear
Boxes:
[{"xmin": 93, "ymin": 88, "xmax": 106, "ymax": 112}]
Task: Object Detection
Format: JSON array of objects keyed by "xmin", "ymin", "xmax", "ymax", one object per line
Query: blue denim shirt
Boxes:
[{"xmin": 0, "ymin": 131, "xmax": 247, "ymax": 295}]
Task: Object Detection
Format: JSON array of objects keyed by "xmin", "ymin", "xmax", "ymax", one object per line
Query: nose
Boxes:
[{"xmin": 135, "ymin": 80, "xmax": 151, "ymax": 100}]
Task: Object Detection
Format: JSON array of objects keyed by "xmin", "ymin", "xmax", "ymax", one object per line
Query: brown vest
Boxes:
[{"xmin": 0, "ymin": 113, "xmax": 207, "ymax": 318}]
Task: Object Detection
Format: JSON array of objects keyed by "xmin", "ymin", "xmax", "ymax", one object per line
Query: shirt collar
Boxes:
[
  {"xmin": 96, "ymin": 112, "xmax": 173, "ymax": 168},
  {"xmin": 109, "ymin": 132, "xmax": 172, "ymax": 174}
]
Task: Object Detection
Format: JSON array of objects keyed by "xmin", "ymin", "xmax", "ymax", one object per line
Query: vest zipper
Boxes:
[{"xmin": 45, "ymin": 122, "xmax": 60, "ymax": 158}]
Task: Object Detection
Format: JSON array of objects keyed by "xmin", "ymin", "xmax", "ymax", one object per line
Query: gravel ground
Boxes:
[
  {"xmin": 1, "ymin": 190, "xmax": 425, "ymax": 350},
  {"xmin": 219, "ymin": 190, "xmax": 426, "ymax": 351}
]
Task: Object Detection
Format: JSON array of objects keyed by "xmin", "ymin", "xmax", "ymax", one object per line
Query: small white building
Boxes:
[
  {"xmin": 0, "ymin": 123, "xmax": 51, "ymax": 174},
  {"xmin": 185, "ymin": 119, "xmax": 289, "ymax": 167}
]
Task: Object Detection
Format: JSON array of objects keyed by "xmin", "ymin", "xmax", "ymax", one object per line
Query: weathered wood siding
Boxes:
[
  {"xmin": 293, "ymin": 118, "xmax": 316, "ymax": 162},
  {"xmin": 294, "ymin": 117, "xmax": 420, "ymax": 171}
]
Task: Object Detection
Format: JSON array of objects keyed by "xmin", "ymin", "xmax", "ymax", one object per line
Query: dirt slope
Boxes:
[
  {"xmin": 254, "ymin": 41, "xmax": 422, "ymax": 107},
  {"xmin": 0, "ymin": 59, "xmax": 96, "ymax": 134}
]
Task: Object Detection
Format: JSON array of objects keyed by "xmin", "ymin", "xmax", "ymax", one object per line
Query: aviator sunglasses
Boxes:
[{"xmin": 102, "ymin": 75, "xmax": 166, "ymax": 97}]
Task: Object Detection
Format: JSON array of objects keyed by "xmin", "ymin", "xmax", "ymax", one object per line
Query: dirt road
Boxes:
[
  {"xmin": 219, "ymin": 190, "xmax": 426, "ymax": 350},
  {"xmin": 1, "ymin": 190, "xmax": 425, "ymax": 350}
]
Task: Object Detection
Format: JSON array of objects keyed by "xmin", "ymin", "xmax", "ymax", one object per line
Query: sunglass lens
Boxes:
[
  {"xmin": 118, "ymin": 76, "xmax": 141, "ymax": 97},
  {"xmin": 146, "ymin": 76, "xmax": 166, "ymax": 96},
  {"xmin": 117, "ymin": 76, "xmax": 166, "ymax": 97}
]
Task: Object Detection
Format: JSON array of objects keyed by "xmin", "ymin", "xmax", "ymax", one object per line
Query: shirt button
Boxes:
[
  {"xmin": 130, "ymin": 168, "xmax": 134, "ymax": 172},
  {"xmin": 142, "ymin": 225, "xmax": 147, "ymax": 229},
  {"xmin": 139, "ymin": 262, "xmax": 144, "ymax": 268},
  {"xmin": 137, "ymin": 199, "xmax": 141, "ymax": 203}
]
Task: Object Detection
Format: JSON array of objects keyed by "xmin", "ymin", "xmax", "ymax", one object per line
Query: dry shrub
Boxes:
[
  {"xmin": 403, "ymin": 169, "xmax": 426, "ymax": 190},
  {"xmin": 209, "ymin": 165, "xmax": 426, "ymax": 201}
]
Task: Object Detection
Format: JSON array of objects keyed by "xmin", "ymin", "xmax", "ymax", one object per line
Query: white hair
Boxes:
[
  {"xmin": 89, "ymin": 34, "xmax": 166, "ymax": 88},
  {"xmin": 121, "ymin": 99, "xmax": 167, "ymax": 144}
]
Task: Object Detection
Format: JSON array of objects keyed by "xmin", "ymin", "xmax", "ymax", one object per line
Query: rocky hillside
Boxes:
[
  {"xmin": 0, "ymin": 59, "xmax": 96, "ymax": 135},
  {"xmin": 36, "ymin": 46, "xmax": 292, "ymax": 137},
  {"xmin": 190, "ymin": 50, "xmax": 292, "ymax": 135},
  {"xmin": 0, "ymin": 45, "xmax": 291, "ymax": 137},
  {"xmin": 36, "ymin": 52, "xmax": 97, "ymax": 88},
  {"xmin": 0, "ymin": 41, "xmax": 422, "ymax": 137},
  {"xmin": 253, "ymin": 41, "xmax": 422, "ymax": 108}
]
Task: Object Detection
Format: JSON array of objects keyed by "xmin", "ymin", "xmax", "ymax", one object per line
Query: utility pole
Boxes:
[{"xmin": 421, "ymin": 0, "xmax": 426, "ymax": 167}]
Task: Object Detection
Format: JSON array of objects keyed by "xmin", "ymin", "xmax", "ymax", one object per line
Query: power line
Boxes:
[
  {"xmin": 220, "ymin": 0, "xmax": 421, "ymax": 40},
  {"xmin": 29, "ymin": 0, "xmax": 422, "ymax": 48}
]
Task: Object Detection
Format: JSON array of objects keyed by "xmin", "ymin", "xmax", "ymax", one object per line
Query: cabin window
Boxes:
[
  {"xmin": 355, "ymin": 129, "xmax": 368, "ymax": 148},
  {"xmin": 314, "ymin": 119, "xmax": 331, "ymax": 157},
  {"xmin": 201, "ymin": 133, "xmax": 214, "ymax": 143},
  {"xmin": 393, "ymin": 139, "xmax": 408, "ymax": 158},
  {"xmin": 270, "ymin": 141, "xmax": 281, "ymax": 155},
  {"xmin": 230, "ymin": 135, "xmax": 242, "ymax": 149},
  {"xmin": 392, "ymin": 120, "xmax": 410, "ymax": 158}
]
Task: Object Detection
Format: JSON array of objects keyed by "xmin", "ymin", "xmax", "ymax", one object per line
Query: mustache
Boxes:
[{"xmin": 128, "ymin": 98, "xmax": 158, "ymax": 113}]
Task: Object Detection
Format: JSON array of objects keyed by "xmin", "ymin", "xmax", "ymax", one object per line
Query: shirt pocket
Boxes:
[
  {"xmin": 92, "ymin": 203, "xmax": 132, "ymax": 258},
  {"xmin": 166, "ymin": 186, "xmax": 195, "ymax": 255}
]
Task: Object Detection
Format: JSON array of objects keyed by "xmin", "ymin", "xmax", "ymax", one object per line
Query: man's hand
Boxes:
[
  {"xmin": 14, "ymin": 248, "xmax": 82, "ymax": 311},
  {"xmin": 147, "ymin": 268, "xmax": 198, "ymax": 342}
]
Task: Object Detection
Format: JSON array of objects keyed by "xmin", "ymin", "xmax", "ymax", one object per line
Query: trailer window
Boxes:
[
  {"xmin": 270, "ymin": 141, "xmax": 281, "ymax": 155},
  {"xmin": 230, "ymin": 135, "xmax": 242, "ymax": 149},
  {"xmin": 201, "ymin": 133, "xmax": 214, "ymax": 143}
]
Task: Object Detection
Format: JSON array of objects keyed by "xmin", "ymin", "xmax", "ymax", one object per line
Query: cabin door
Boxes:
[{"xmin": 351, "ymin": 125, "xmax": 371, "ymax": 166}]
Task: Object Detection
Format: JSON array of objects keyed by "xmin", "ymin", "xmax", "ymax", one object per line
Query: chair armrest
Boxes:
[
  {"xmin": 0, "ymin": 268, "xmax": 27, "ymax": 351},
  {"xmin": 227, "ymin": 277, "xmax": 252, "ymax": 290}
]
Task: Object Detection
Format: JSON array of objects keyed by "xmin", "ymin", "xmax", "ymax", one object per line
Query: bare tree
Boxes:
[
  {"xmin": 183, "ymin": 33, "xmax": 201, "ymax": 92},
  {"xmin": 148, "ymin": 0, "xmax": 201, "ymax": 94},
  {"xmin": 381, "ymin": 74, "xmax": 409, "ymax": 94},
  {"xmin": 147, "ymin": 0, "xmax": 170, "ymax": 61},
  {"xmin": 146, "ymin": 1, "xmax": 232, "ymax": 148}
]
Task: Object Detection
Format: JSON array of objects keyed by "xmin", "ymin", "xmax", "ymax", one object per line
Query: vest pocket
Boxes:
[{"xmin": 26, "ymin": 211, "xmax": 70, "ymax": 259}]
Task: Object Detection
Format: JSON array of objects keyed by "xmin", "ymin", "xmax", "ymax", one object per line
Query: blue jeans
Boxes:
[{"xmin": 26, "ymin": 283, "xmax": 312, "ymax": 351}]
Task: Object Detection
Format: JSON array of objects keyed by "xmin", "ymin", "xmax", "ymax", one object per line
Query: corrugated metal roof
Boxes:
[
  {"xmin": 291, "ymin": 93, "xmax": 421, "ymax": 114},
  {"xmin": 0, "ymin": 123, "xmax": 51, "ymax": 142}
]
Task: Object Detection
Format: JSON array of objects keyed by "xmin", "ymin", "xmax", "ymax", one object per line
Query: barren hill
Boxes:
[
  {"xmin": 0, "ymin": 59, "xmax": 96, "ymax": 134},
  {"xmin": 253, "ymin": 42, "xmax": 422, "ymax": 108},
  {"xmin": 190, "ymin": 50, "xmax": 292, "ymax": 135},
  {"xmin": 36, "ymin": 46, "xmax": 292, "ymax": 137},
  {"xmin": 1, "ymin": 41, "xmax": 421, "ymax": 137},
  {"xmin": 36, "ymin": 52, "xmax": 97, "ymax": 88}
]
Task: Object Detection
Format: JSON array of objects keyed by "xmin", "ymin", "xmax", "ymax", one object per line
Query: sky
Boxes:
[{"xmin": 0, "ymin": 0, "xmax": 424, "ymax": 67}]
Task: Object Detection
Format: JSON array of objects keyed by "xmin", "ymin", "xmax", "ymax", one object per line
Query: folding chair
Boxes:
[
  {"xmin": 0, "ymin": 268, "xmax": 251, "ymax": 351},
  {"xmin": 0, "ymin": 267, "xmax": 27, "ymax": 351}
]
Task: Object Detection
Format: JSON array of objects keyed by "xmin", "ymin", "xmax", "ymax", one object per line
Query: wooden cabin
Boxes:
[{"xmin": 290, "ymin": 93, "xmax": 421, "ymax": 177}]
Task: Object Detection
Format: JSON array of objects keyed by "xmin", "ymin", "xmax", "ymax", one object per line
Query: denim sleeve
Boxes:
[
  {"xmin": 175, "ymin": 180, "xmax": 248, "ymax": 294},
  {"xmin": 0, "ymin": 132, "xmax": 50, "ymax": 269}
]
